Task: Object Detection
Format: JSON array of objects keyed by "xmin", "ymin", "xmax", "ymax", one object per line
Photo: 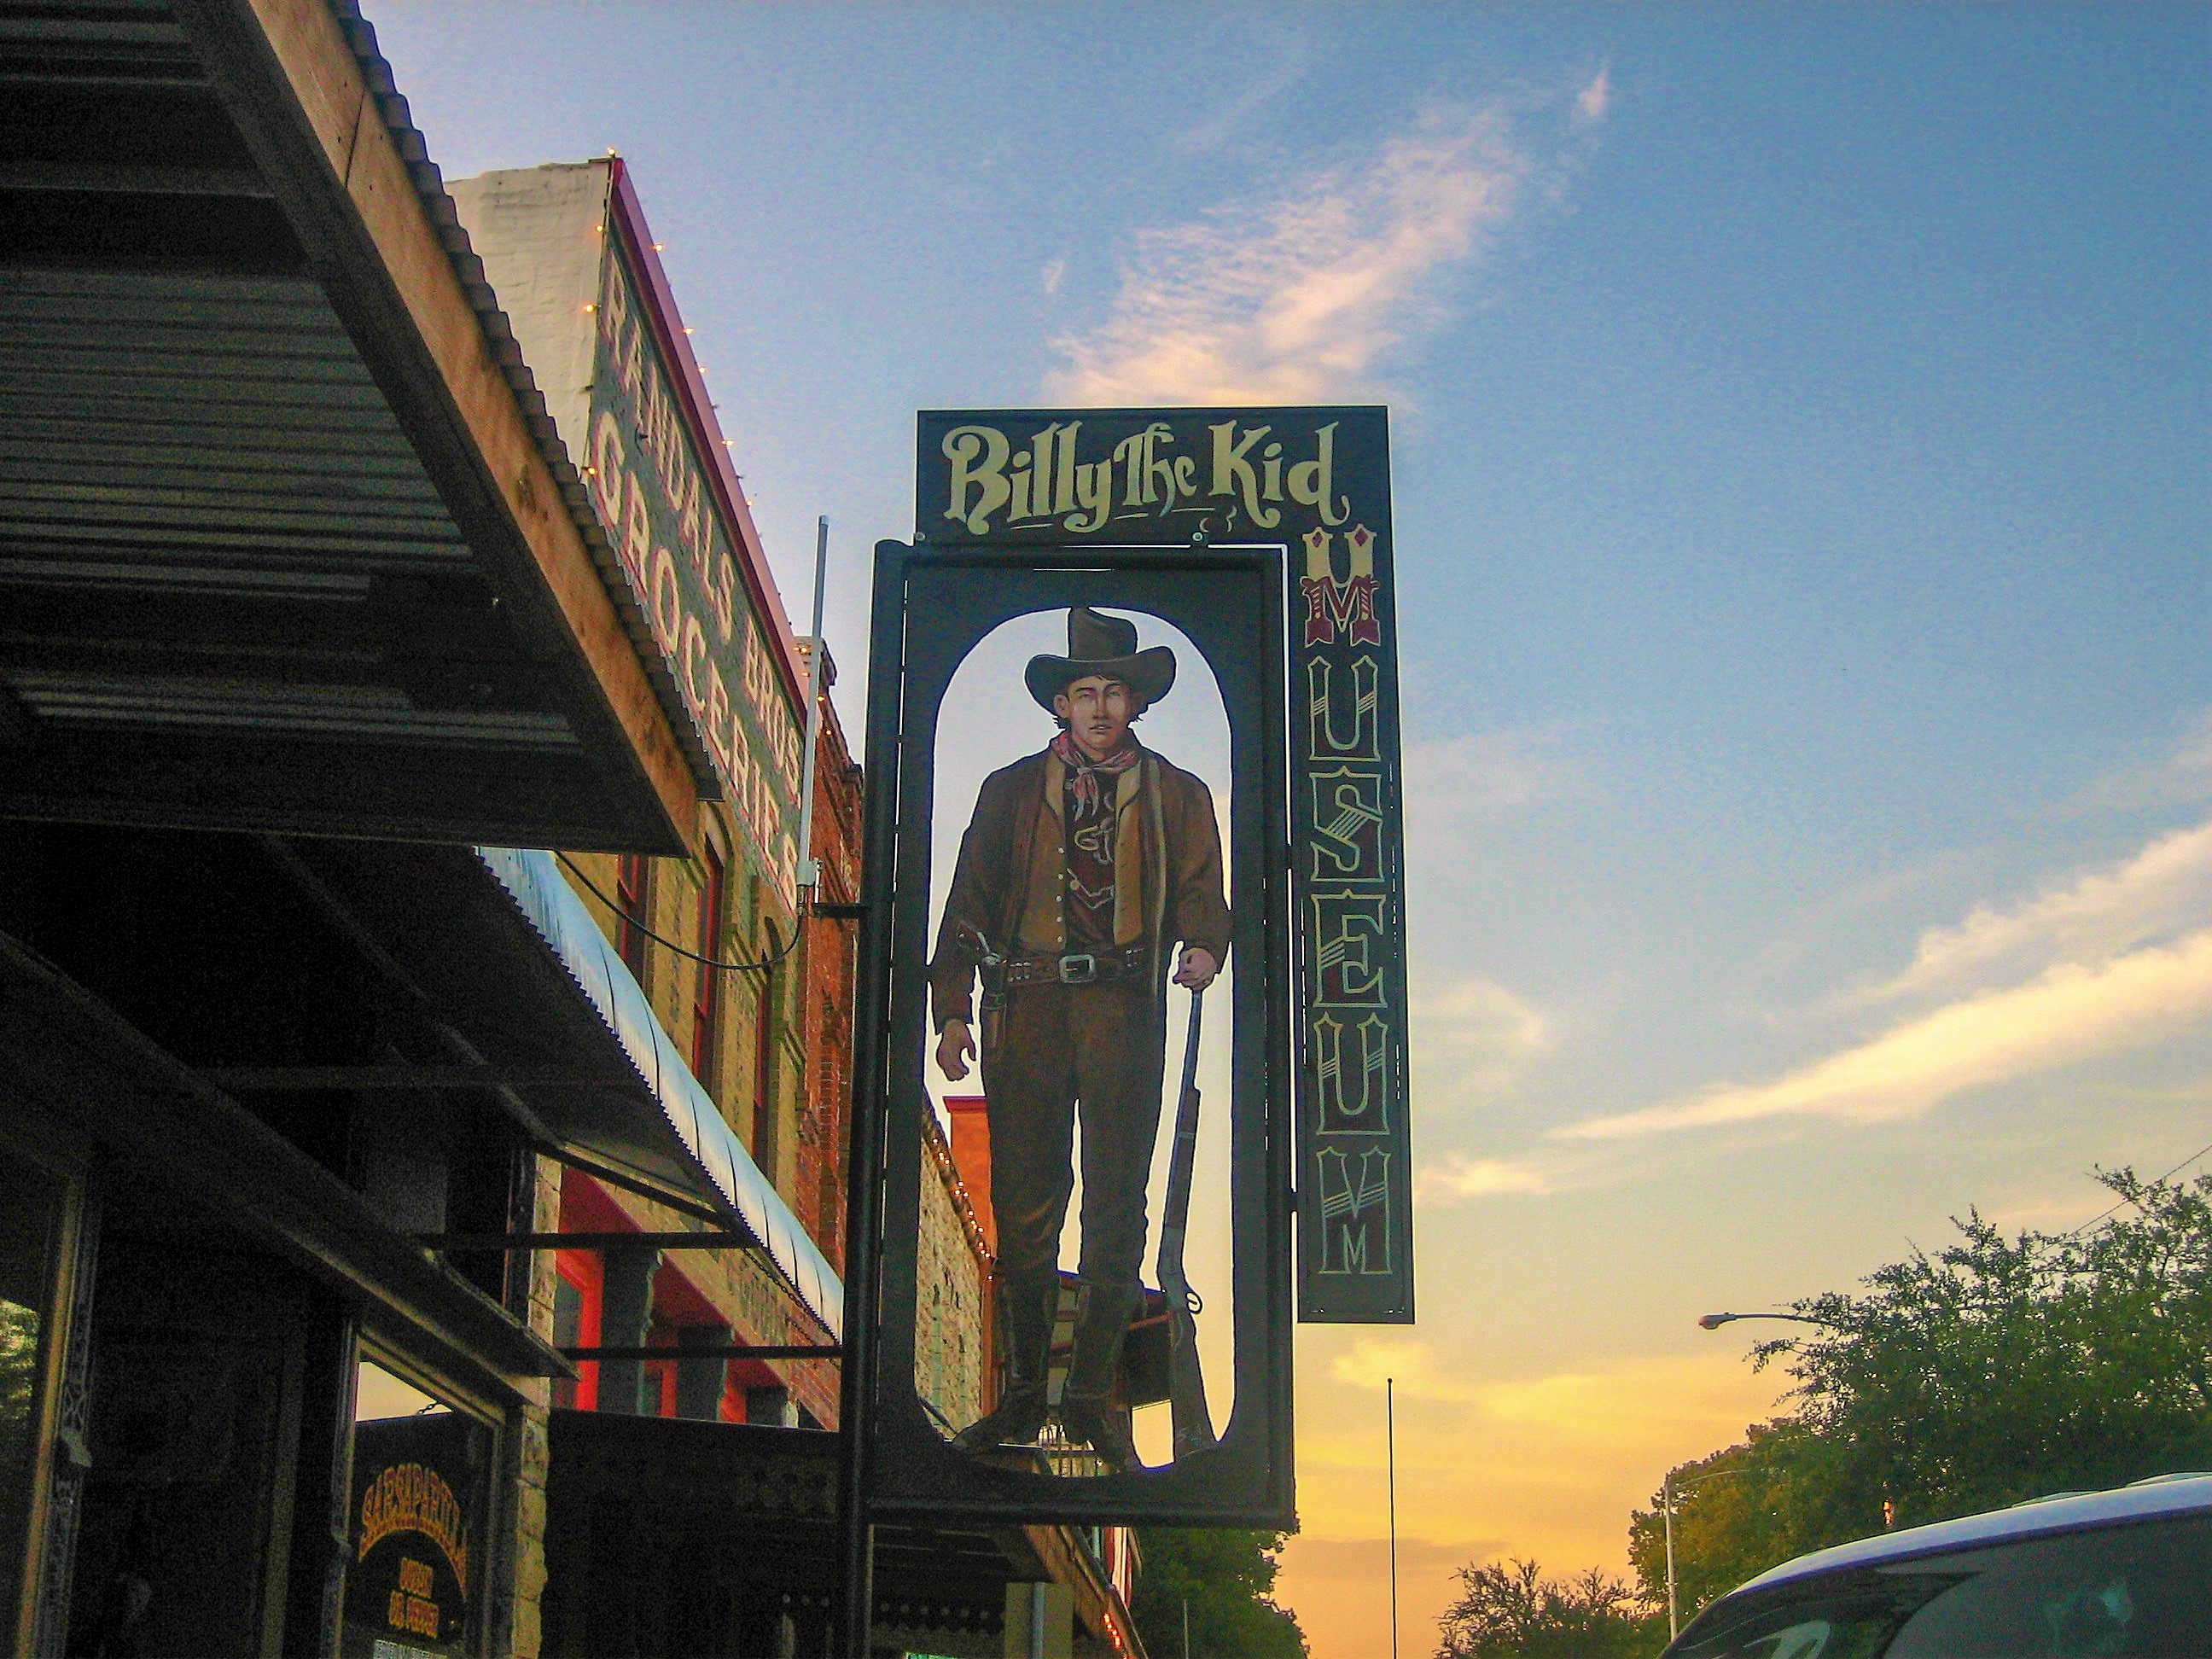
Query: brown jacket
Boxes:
[{"xmin": 930, "ymin": 745, "xmax": 1231, "ymax": 1031}]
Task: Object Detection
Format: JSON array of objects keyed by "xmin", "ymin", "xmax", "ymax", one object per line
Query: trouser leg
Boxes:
[
  {"xmin": 980, "ymin": 987, "xmax": 1077, "ymax": 1282},
  {"xmin": 1071, "ymin": 982, "xmax": 1167, "ymax": 1289},
  {"xmin": 1060, "ymin": 1278, "xmax": 1144, "ymax": 1471},
  {"xmin": 1061, "ymin": 982, "xmax": 1165, "ymax": 1473},
  {"xmin": 953, "ymin": 989, "xmax": 1074, "ymax": 1451}
]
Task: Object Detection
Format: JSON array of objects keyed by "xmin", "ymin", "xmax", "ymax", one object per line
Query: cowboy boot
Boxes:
[
  {"xmin": 954, "ymin": 1272, "xmax": 1059, "ymax": 1452},
  {"xmin": 1057, "ymin": 1278, "xmax": 1143, "ymax": 1473}
]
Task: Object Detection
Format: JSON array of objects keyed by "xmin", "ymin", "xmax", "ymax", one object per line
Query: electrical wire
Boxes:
[
  {"xmin": 556, "ymin": 850, "xmax": 803, "ymax": 974},
  {"xmin": 2070, "ymin": 1136, "xmax": 2212, "ymax": 1236}
]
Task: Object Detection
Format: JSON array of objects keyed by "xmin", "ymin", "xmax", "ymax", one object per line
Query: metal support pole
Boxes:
[
  {"xmin": 795, "ymin": 515, "xmax": 831, "ymax": 889},
  {"xmin": 1388, "ymin": 1376, "xmax": 1400, "ymax": 1659},
  {"xmin": 833, "ymin": 541, "xmax": 907, "ymax": 1658},
  {"xmin": 1664, "ymin": 1471, "xmax": 1678, "ymax": 1639}
]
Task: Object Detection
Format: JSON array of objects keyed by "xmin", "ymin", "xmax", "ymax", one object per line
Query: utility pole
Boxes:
[{"xmin": 795, "ymin": 515, "xmax": 830, "ymax": 889}]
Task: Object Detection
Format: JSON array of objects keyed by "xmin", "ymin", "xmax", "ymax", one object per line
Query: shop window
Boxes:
[
  {"xmin": 550, "ymin": 1249, "xmax": 605, "ymax": 1413},
  {"xmin": 614, "ymin": 854, "xmax": 651, "ymax": 983},
  {"xmin": 751, "ymin": 971, "xmax": 776, "ymax": 1172},
  {"xmin": 0, "ymin": 1148, "xmax": 65, "ymax": 1656},
  {"xmin": 346, "ymin": 1356, "xmax": 492, "ymax": 1659},
  {"xmin": 691, "ymin": 843, "xmax": 725, "ymax": 1091}
]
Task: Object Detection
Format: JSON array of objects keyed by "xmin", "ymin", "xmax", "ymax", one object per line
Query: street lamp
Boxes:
[
  {"xmin": 1662, "ymin": 1465, "xmax": 1749, "ymax": 1639},
  {"xmin": 1663, "ymin": 1310, "xmax": 1831, "ymax": 1634},
  {"xmin": 1697, "ymin": 1311, "xmax": 1819, "ymax": 1330}
]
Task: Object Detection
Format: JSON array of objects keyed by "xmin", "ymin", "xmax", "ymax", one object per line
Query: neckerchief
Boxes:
[{"xmin": 1051, "ymin": 731, "xmax": 1140, "ymax": 817}]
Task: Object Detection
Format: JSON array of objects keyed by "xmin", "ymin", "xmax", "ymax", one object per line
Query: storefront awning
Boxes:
[
  {"xmin": 476, "ymin": 847, "xmax": 843, "ymax": 1340},
  {"xmin": 272, "ymin": 838, "xmax": 843, "ymax": 1341},
  {"xmin": 0, "ymin": 0, "xmax": 709, "ymax": 853}
]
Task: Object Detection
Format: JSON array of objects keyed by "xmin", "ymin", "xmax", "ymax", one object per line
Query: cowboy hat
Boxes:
[{"xmin": 1024, "ymin": 607, "xmax": 1177, "ymax": 713}]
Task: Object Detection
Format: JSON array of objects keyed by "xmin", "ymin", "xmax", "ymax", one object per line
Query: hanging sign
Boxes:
[
  {"xmin": 861, "ymin": 541, "xmax": 1295, "ymax": 1526},
  {"xmin": 346, "ymin": 1415, "xmax": 484, "ymax": 1658},
  {"xmin": 913, "ymin": 406, "xmax": 1412, "ymax": 1328}
]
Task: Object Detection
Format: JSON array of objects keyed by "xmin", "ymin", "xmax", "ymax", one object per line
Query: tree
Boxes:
[
  {"xmin": 1434, "ymin": 1557, "xmax": 1662, "ymax": 1659},
  {"xmin": 1130, "ymin": 1527, "xmax": 1307, "ymax": 1658},
  {"xmin": 1627, "ymin": 1168, "xmax": 2212, "ymax": 1617},
  {"xmin": 1624, "ymin": 1422, "xmax": 1854, "ymax": 1621}
]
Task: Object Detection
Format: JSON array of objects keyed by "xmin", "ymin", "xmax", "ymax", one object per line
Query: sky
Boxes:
[{"xmin": 365, "ymin": 5, "xmax": 2210, "ymax": 1654}]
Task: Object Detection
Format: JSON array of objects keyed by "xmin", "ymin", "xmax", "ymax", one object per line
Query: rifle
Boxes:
[{"xmin": 1155, "ymin": 987, "xmax": 1218, "ymax": 1458}]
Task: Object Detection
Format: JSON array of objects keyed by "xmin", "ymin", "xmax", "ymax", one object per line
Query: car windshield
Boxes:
[{"xmin": 1668, "ymin": 1514, "xmax": 2212, "ymax": 1659}]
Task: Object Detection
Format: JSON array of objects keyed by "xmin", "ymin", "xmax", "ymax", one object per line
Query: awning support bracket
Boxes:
[
  {"xmin": 416, "ymin": 1231, "xmax": 757, "ymax": 1252},
  {"xmin": 559, "ymin": 1344, "xmax": 841, "ymax": 1361},
  {"xmin": 204, "ymin": 1066, "xmax": 637, "ymax": 1091}
]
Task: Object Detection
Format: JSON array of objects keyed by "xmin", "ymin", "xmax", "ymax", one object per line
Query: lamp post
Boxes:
[
  {"xmin": 1665, "ymin": 1310, "xmax": 1827, "ymax": 1634},
  {"xmin": 1697, "ymin": 1311, "xmax": 1819, "ymax": 1330},
  {"xmin": 1387, "ymin": 1376, "xmax": 1399, "ymax": 1659},
  {"xmin": 1662, "ymin": 1466, "xmax": 1749, "ymax": 1639}
]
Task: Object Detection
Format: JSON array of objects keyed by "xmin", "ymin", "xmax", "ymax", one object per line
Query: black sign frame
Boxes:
[{"xmin": 856, "ymin": 540, "xmax": 1295, "ymax": 1527}]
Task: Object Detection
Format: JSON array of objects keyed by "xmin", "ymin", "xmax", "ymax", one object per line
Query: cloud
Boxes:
[
  {"xmin": 1327, "ymin": 1340, "xmax": 1783, "ymax": 1461},
  {"xmin": 1330, "ymin": 1334, "xmax": 1482, "ymax": 1403},
  {"xmin": 1277, "ymin": 1534, "xmax": 1481, "ymax": 1582},
  {"xmin": 1417, "ymin": 1153, "xmax": 1557, "ymax": 1204},
  {"xmin": 1563, "ymin": 928, "xmax": 2212, "ymax": 1141},
  {"xmin": 2066, "ymin": 708, "xmax": 2212, "ymax": 816},
  {"xmin": 1289, "ymin": 1342, "xmax": 1787, "ymax": 1616},
  {"xmin": 1409, "ymin": 726, "xmax": 1588, "ymax": 819},
  {"xmin": 1575, "ymin": 66, "xmax": 1613, "ymax": 124},
  {"xmin": 1416, "ymin": 971, "xmax": 1551, "ymax": 1066},
  {"xmin": 1403, "ymin": 725, "xmax": 1592, "ymax": 882},
  {"xmin": 1168, "ymin": 28, "xmax": 1309, "ymax": 157},
  {"xmin": 1854, "ymin": 819, "xmax": 2212, "ymax": 1006},
  {"xmin": 1039, "ymin": 256, "xmax": 1067, "ymax": 297},
  {"xmin": 1046, "ymin": 95, "xmax": 1585, "ymax": 405},
  {"xmin": 1406, "ymin": 971, "xmax": 1560, "ymax": 1136}
]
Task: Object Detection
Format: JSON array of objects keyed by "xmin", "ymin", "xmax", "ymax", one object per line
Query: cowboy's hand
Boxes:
[
  {"xmin": 936, "ymin": 1018, "xmax": 975, "ymax": 1081},
  {"xmin": 1173, "ymin": 947, "xmax": 1219, "ymax": 992}
]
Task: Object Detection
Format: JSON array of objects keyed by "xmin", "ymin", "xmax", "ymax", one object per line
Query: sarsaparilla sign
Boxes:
[
  {"xmin": 345, "ymin": 1415, "xmax": 483, "ymax": 1658},
  {"xmin": 915, "ymin": 409, "xmax": 1414, "ymax": 1326}
]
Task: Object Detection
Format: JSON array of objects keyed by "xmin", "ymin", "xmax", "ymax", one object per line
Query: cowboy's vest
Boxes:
[{"xmin": 1015, "ymin": 751, "xmax": 1150, "ymax": 955}]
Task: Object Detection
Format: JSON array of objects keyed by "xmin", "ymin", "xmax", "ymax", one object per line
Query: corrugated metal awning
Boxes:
[
  {"xmin": 0, "ymin": 0, "xmax": 710, "ymax": 852},
  {"xmin": 476, "ymin": 847, "xmax": 843, "ymax": 1340},
  {"xmin": 275, "ymin": 835, "xmax": 846, "ymax": 1342}
]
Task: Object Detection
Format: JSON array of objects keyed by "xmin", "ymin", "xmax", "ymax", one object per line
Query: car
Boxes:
[{"xmin": 1662, "ymin": 1473, "xmax": 2212, "ymax": 1658}]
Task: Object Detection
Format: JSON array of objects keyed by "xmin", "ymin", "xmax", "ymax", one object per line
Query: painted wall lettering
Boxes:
[{"xmin": 592, "ymin": 242, "xmax": 803, "ymax": 908}]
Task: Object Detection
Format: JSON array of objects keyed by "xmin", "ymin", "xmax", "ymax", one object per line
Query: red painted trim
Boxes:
[
  {"xmin": 555, "ymin": 1249, "xmax": 604, "ymax": 1412},
  {"xmin": 604, "ymin": 159, "xmax": 808, "ymax": 715}
]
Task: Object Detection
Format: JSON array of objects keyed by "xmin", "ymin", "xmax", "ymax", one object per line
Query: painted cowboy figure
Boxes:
[{"xmin": 933, "ymin": 608, "xmax": 1230, "ymax": 1470}]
